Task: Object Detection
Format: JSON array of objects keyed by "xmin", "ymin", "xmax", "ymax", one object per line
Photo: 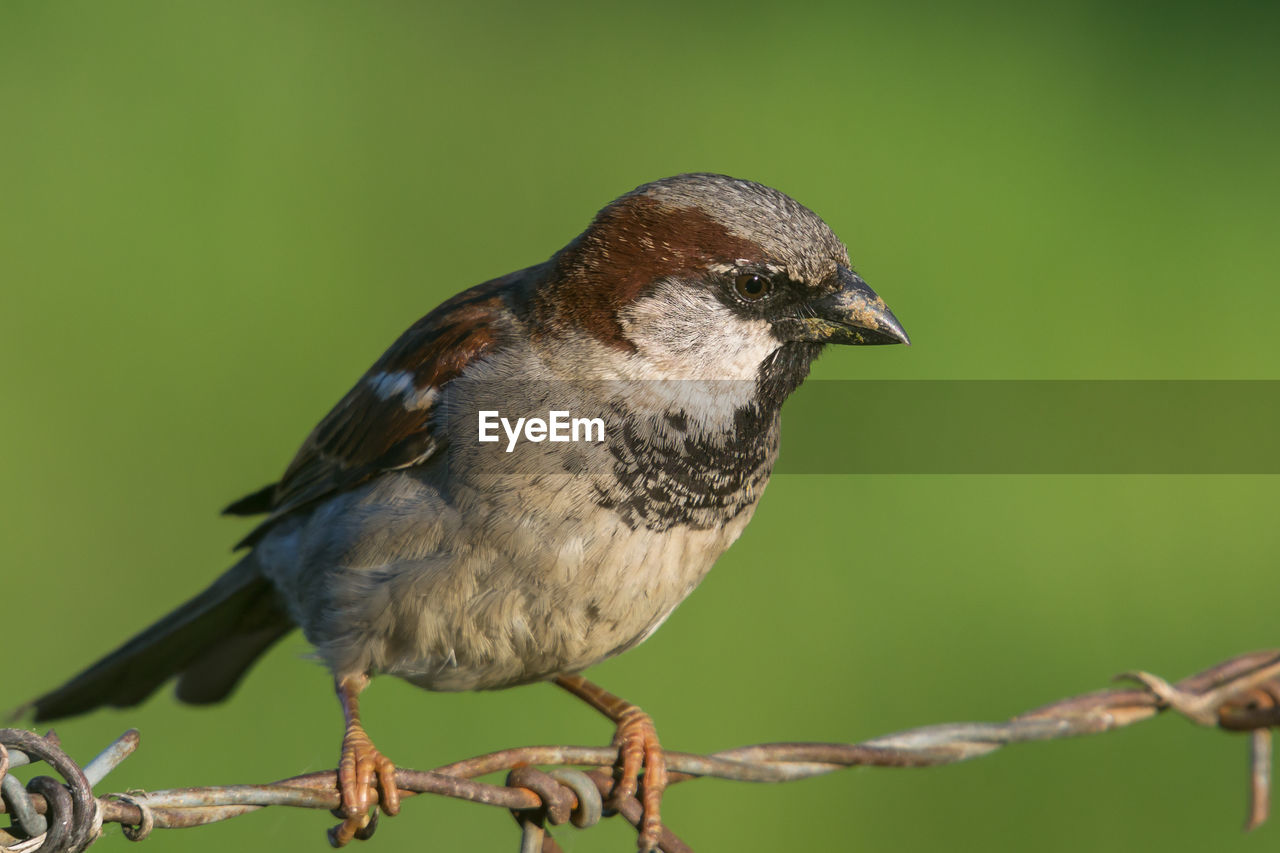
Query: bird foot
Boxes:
[
  {"xmin": 610, "ymin": 706, "xmax": 668, "ymax": 852},
  {"xmin": 328, "ymin": 726, "xmax": 401, "ymax": 847}
]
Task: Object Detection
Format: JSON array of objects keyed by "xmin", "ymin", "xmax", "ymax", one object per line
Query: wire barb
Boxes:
[{"xmin": 3, "ymin": 650, "xmax": 1279, "ymax": 852}]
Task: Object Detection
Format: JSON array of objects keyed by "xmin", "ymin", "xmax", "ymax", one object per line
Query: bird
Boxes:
[{"xmin": 21, "ymin": 173, "xmax": 909, "ymax": 849}]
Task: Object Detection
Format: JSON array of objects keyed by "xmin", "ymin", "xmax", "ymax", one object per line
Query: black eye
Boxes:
[{"xmin": 733, "ymin": 273, "xmax": 772, "ymax": 302}]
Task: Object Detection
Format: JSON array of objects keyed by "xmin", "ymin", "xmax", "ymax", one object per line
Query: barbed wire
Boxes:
[{"xmin": 4, "ymin": 649, "xmax": 1279, "ymax": 852}]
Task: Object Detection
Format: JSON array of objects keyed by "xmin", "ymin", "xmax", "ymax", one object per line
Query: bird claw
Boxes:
[
  {"xmin": 328, "ymin": 728, "xmax": 400, "ymax": 847},
  {"xmin": 328, "ymin": 808, "xmax": 379, "ymax": 847},
  {"xmin": 610, "ymin": 707, "xmax": 668, "ymax": 852}
]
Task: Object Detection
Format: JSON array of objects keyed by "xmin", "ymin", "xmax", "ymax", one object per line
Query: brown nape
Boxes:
[{"xmin": 535, "ymin": 195, "xmax": 768, "ymax": 349}]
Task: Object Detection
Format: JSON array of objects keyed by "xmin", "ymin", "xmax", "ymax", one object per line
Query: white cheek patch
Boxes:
[
  {"xmin": 611, "ymin": 282, "xmax": 782, "ymax": 427},
  {"xmin": 618, "ymin": 282, "xmax": 779, "ymax": 382}
]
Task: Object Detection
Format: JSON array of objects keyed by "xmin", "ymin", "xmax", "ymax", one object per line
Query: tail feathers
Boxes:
[
  {"xmin": 23, "ymin": 558, "xmax": 294, "ymax": 723},
  {"xmin": 175, "ymin": 621, "xmax": 293, "ymax": 705},
  {"xmin": 222, "ymin": 483, "xmax": 277, "ymax": 516}
]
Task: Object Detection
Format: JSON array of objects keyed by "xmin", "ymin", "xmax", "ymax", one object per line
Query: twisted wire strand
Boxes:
[{"xmin": 3, "ymin": 649, "xmax": 1279, "ymax": 853}]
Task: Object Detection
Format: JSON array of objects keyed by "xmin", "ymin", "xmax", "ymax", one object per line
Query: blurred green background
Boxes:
[{"xmin": 4, "ymin": 1, "xmax": 1278, "ymax": 851}]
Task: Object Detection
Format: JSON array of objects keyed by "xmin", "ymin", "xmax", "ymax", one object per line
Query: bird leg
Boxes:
[
  {"xmin": 554, "ymin": 674, "xmax": 667, "ymax": 851},
  {"xmin": 329, "ymin": 674, "xmax": 401, "ymax": 847}
]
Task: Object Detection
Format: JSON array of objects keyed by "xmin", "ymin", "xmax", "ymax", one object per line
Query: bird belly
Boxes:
[
  {"xmin": 257, "ymin": 469, "xmax": 757, "ymax": 692},
  {"xmin": 385, "ymin": 516, "xmax": 748, "ymax": 692}
]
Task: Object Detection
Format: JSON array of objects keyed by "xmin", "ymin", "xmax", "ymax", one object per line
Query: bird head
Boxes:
[{"xmin": 534, "ymin": 173, "xmax": 908, "ymax": 387}]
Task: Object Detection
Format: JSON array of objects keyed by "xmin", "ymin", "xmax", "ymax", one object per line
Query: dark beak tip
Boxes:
[
  {"xmin": 868, "ymin": 327, "xmax": 910, "ymax": 346},
  {"xmin": 869, "ymin": 311, "xmax": 910, "ymax": 346}
]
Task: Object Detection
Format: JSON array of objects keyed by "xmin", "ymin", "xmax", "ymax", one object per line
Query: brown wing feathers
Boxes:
[{"xmin": 223, "ymin": 270, "xmax": 529, "ymax": 545}]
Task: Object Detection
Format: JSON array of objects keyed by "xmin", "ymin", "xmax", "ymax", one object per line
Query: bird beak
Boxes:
[{"xmin": 778, "ymin": 267, "xmax": 910, "ymax": 346}]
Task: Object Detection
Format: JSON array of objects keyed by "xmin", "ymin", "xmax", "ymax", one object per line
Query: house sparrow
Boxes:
[{"xmin": 24, "ymin": 173, "xmax": 909, "ymax": 849}]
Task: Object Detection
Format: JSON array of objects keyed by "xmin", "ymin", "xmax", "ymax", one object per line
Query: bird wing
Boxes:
[{"xmin": 224, "ymin": 266, "xmax": 537, "ymax": 547}]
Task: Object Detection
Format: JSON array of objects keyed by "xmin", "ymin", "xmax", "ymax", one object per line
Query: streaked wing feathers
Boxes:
[{"xmin": 228, "ymin": 268, "xmax": 535, "ymax": 547}]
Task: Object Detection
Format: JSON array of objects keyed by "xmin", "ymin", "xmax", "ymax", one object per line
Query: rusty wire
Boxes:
[{"xmin": 3, "ymin": 649, "xmax": 1280, "ymax": 852}]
